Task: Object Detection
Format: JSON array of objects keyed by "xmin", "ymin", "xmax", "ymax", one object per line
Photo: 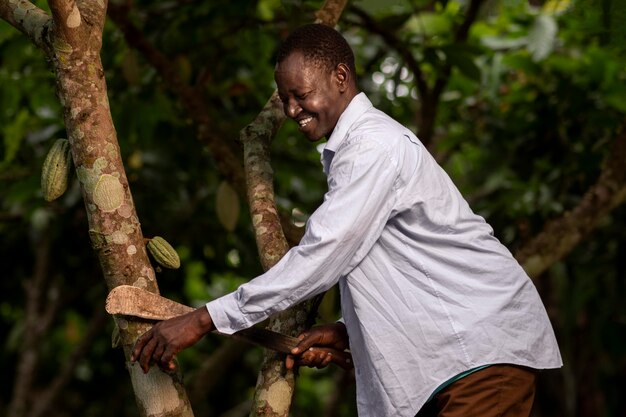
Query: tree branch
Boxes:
[
  {"xmin": 454, "ymin": 0, "xmax": 482, "ymax": 43},
  {"xmin": 314, "ymin": 0, "xmax": 349, "ymax": 26},
  {"xmin": 240, "ymin": 91, "xmax": 289, "ymax": 270},
  {"xmin": 48, "ymin": 0, "xmax": 77, "ymax": 40},
  {"xmin": 0, "ymin": 0, "xmax": 51, "ymax": 49},
  {"xmin": 516, "ymin": 123, "xmax": 626, "ymax": 278}
]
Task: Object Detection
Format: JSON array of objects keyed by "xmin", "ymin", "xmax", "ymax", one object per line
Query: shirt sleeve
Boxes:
[{"xmin": 207, "ymin": 137, "xmax": 401, "ymax": 334}]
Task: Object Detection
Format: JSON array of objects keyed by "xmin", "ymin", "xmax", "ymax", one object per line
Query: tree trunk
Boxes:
[{"xmin": 0, "ymin": 1, "xmax": 194, "ymax": 416}]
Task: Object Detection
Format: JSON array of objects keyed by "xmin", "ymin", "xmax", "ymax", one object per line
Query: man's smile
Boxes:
[{"xmin": 297, "ymin": 116, "xmax": 313, "ymax": 128}]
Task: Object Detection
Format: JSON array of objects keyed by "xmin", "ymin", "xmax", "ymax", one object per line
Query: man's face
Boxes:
[{"xmin": 275, "ymin": 52, "xmax": 345, "ymax": 141}]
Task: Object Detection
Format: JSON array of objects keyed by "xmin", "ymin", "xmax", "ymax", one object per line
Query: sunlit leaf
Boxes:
[
  {"xmin": 527, "ymin": 14, "xmax": 557, "ymax": 61},
  {"xmin": 257, "ymin": 0, "xmax": 281, "ymax": 20},
  {"xmin": 543, "ymin": 0, "xmax": 572, "ymax": 15}
]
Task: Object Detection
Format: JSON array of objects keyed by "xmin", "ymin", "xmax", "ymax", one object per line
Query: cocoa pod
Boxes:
[
  {"xmin": 147, "ymin": 236, "xmax": 180, "ymax": 269},
  {"xmin": 41, "ymin": 138, "xmax": 72, "ymax": 202}
]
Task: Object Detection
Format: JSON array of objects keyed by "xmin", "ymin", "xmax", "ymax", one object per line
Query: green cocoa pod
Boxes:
[
  {"xmin": 147, "ymin": 236, "xmax": 180, "ymax": 269},
  {"xmin": 41, "ymin": 139, "xmax": 72, "ymax": 202}
]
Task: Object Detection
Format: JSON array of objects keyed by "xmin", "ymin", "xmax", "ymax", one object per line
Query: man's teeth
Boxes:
[{"xmin": 298, "ymin": 117, "xmax": 313, "ymax": 127}]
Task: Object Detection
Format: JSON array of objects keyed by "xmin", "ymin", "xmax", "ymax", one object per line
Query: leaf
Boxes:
[
  {"xmin": 527, "ymin": 14, "xmax": 558, "ymax": 61},
  {"xmin": 480, "ymin": 36, "xmax": 528, "ymax": 51},
  {"xmin": 542, "ymin": 0, "xmax": 572, "ymax": 15},
  {"xmin": 1, "ymin": 109, "xmax": 29, "ymax": 169},
  {"xmin": 257, "ymin": 0, "xmax": 281, "ymax": 20},
  {"xmin": 215, "ymin": 181, "xmax": 239, "ymax": 232},
  {"xmin": 404, "ymin": 12, "xmax": 453, "ymax": 37}
]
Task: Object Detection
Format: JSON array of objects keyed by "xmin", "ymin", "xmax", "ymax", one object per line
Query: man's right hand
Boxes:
[
  {"xmin": 286, "ymin": 322, "xmax": 351, "ymax": 370},
  {"xmin": 131, "ymin": 306, "xmax": 214, "ymax": 373}
]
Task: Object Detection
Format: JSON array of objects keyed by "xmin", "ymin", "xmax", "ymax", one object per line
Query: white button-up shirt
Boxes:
[{"xmin": 207, "ymin": 93, "xmax": 562, "ymax": 417}]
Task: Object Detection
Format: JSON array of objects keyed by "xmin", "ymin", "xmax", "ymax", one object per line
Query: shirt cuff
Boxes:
[{"xmin": 206, "ymin": 293, "xmax": 251, "ymax": 335}]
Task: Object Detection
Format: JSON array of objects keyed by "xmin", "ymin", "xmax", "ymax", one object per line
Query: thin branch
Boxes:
[
  {"xmin": 314, "ymin": 0, "xmax": 349, "ymax": 26},
  {"xmin": 0, "ymin": 0, "xmax": 51, "ymax": 49},
  {"xmin": 47, "ymin": 0, "xmax": 79, "ymax": 43},
  {"xmin": 454, "ymin": 0, "xmax": 482, "ymax": 42},
  {"xmin": 240, "ymin": 91, "xmax": 289, "ymax": 270}
]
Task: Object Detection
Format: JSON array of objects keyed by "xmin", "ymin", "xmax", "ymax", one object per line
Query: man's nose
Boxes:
[{"xmin": 285, "ymin": 99, "xmax": 301, "ymax": 118}]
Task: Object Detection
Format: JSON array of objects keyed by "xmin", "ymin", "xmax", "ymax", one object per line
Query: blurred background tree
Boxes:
[{"xmin": 1, "ymin": 0, "xmax": 625, "ymax": 416}]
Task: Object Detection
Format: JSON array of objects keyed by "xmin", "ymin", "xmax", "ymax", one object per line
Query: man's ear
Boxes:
[{"xmin": 335, "ymin": 63, "xmax": 351, "ymax": 92}]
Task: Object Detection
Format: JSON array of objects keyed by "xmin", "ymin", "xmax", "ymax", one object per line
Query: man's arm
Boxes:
[
  {"xmin": 131, "ymin": 306, "xmax": 214, "ymax": 373},
  {"xmin": 208, "ymin": 137, "xmax": 400, "ymax": 336}
]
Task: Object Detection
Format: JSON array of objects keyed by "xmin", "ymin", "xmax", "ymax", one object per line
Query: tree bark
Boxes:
[{"xmin": 0, "ymin": 1, "xmax": 195, "ymax": 416}]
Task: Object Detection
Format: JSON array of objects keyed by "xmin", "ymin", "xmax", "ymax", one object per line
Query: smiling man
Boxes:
[
  {"xmin": 131, "ymin": 24, "xmax": 562, "ymax": 417},
  {"xmin": 274, "ymin": 35, "xmax": 358, "ymax": 141}
]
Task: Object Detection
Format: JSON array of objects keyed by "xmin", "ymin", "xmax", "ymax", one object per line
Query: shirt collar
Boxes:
[{"xmin": 325, "ymin": 92, "xmax": 373, "ymax": 153}]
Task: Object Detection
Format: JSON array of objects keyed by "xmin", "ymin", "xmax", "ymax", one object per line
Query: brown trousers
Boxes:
[{"xmin": 416, "ymin": 365, "xmax": 537, "ymax": 417}]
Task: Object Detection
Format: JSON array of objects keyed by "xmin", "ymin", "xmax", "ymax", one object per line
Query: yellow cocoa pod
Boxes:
[
  {"xmin": 41, "ymin": 139, "xmax": 72, "ymax": 202},
  {"xmin": 147, "ymin": 236, "xmax": 181, "ymax": 269}
]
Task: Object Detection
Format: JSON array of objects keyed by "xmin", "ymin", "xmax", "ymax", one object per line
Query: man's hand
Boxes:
[
  {"xmin": 131, "ymin": 306, "xmax": 214, "ymax": 373},
  {"xmin": 286, "ymin": 322, "xmax": 350, "ymax": 370}
]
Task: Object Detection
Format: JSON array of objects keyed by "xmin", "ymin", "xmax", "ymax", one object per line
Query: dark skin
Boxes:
[
  {"xmin": 131, "ymin": 51, "xmax": 358, "ymax": 373},
  {"xmin": 131, "ymin": 307, "xmax": 214, "ymax": 373},
  {"xmin": 274, "ymin": 51, "xmax": 358, "ymax": 141},
  {"xmin": 285, "ymin": 322, "xmax": 350, "ymax": 370}
]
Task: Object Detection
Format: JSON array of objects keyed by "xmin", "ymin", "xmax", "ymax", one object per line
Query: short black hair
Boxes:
[{"xmin": 276, "ymin": 24, "xmax": 356, "ymax": 76}]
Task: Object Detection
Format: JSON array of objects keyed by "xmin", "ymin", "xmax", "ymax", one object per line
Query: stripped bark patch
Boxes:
[{"xmin": 93, "ymin": 174, "xmax": 124, "ymax": 211}]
